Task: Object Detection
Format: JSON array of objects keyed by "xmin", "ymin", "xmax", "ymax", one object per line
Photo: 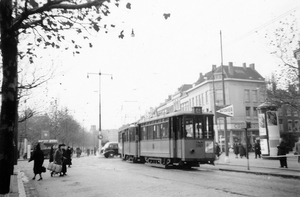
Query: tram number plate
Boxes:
[{"xmin": 196, "ymin": 141, "xmax": 204, "ymax": 147}]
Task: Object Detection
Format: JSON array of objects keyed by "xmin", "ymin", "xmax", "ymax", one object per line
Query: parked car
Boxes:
[{"xmin": 102, "ymin": 142, "xmax": 119, "ymax": 158}]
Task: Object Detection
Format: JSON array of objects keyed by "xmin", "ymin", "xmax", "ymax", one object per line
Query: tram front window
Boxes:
[{"xmin": 185, "ymin": 117, "xmax": 194, "ymax": 138}]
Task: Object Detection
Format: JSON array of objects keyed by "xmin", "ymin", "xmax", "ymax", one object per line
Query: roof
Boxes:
[{"xmin": 195, "ymin": 64, "xmax": 265, "ymax": 85}]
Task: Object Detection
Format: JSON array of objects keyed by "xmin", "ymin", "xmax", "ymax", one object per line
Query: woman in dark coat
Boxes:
[
  {"xmin": 28, "ymin": 143, "xmax": 44, "ymax": 181},
  {"xmin": 51, "ymin": 144, "xmax": 64, "ymax": 177},
  {"xmin": 61, "ymin": 146, "xmax": 68, "ymax": 176},
  {"xmin": 239, "ymin": 143, "xmax": 246, "ymax": 158},
  {"xmin": 277, "ymin": 138, "xmax": 288, "ymax": 168},
  {"xmin": 65, "ymin": 146, "xmax": 72, "ymax": 168},
  {"xmin": 254, "ymin": 141, "xmax": 261, "ymax": 159},
  {"xmin": 233, "ymin": 142, "xmax": 239, "ymax": 158},
  {"xmin": 49, "ymin": 145, "xmax": 54, "ymax": 163}
]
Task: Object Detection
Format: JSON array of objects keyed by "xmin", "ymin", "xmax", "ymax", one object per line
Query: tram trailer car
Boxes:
[{"xmin": 118, "ymin": 107, "xmax": 215, "ymax": 168}]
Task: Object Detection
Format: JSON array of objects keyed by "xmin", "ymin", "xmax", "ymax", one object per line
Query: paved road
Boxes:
[{"xmin": 17, "ymin": 154, "xmax": 300, "ymax": 197}]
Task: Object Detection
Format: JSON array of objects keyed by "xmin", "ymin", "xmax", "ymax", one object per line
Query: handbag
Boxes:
[
  {"xmin": 41, "ymin": 166, "xmax": 46, "ymax": 173},
  {"xmin": 53, "ymin": 163, "xmax": 62, "ymax": 173},
  {"xmin": 47, "ymin": 162, "xmax": 55, "ymax": 171}
]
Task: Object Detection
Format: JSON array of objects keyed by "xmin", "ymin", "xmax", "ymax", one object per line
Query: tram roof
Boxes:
[{"xmin": 138, "ymin": 111, "xmax": 214, "ymax": 124}]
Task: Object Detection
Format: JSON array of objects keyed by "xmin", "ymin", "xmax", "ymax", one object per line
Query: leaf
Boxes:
[
  {"xmin": 163, "ymin": 13, "xmax": 171, "ymax": 20},
  {"xmin": 126, "ymin": 3, "xmax": 131, "ymax": 9},
  {"xmin": 118, "ymin": 30, "xmax": 124, "ymax": 39}
]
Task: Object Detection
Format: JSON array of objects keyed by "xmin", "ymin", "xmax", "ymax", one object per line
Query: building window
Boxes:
[
  {"xmin": 246, "ymin": 107, "xmax": 251, "ymax": 117},
  {"xmin": 279, "ymin": 119, "xmax": 283, "ymax": 131},
  {"xmin": 244, "ymin": 90, "xmax": 250, "ymax": 102},
  {"xmin": 201, "ymin": 93, "xmax": 204, "ymax": 106},
  {"xmin": 293, "ymin": 109, "xmax": 298, "ymax": 117},
  {"xmin": 198, "ymin": 95, "xmax": 201, "ymax": 106},
  {"xmin": 288, "ymin": 120, "xmax": 292, "ymax": 132},
  {"xmin": 205, "ymin": 91, "xmax": 208, "ymax": 104},
  {"xmin": 192, "ymin": 98, "xmax": 194, "ymax": 108},
  {"xmin": 253, "ymin": 107, "xmax": 258, "ymax": 117},
  {"xmin": 287, "ymin": 107, "xmax": 292, "ymax": 116},
  {"xmin": 196, "ymin": 96, "xmax": 198, "ymax": 106},
  {"xmin": 252, "ymin": 90, "xmax": 258, "ymax": 102},
  {"xmin": 216, "ymin": 90, "xmax": 223, "ymax": 105}
]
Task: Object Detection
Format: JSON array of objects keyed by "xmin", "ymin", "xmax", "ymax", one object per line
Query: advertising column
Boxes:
[{"xmin": 257, "ymin": 102, "xmax": 280, "ymax": 157}]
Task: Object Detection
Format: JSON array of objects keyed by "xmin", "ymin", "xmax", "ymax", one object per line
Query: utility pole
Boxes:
[
  {"xmin": 220, "ymin": 31, "xmax": 229, "ymax": 163},
  {"xmin": 87, "ymin": 72, "xmax": 113, "ymax": 154}
]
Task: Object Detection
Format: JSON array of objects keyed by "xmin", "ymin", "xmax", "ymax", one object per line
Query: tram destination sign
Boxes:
[{"xmin": 216, "ymin": 105, "xmax": 234, "ymax": 117}]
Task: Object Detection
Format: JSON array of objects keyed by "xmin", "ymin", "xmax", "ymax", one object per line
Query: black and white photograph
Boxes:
[{"xmin": 1, "ymin": 0, "xmax": 300, "ymax": 197}]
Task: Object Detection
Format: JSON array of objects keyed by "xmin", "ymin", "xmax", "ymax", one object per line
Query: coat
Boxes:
[
  {"xmin": 233, "ymin": 143, "xmax": 239, "ymax": 155},
  {"xmin": 254, "ymin": 142, "xmax": 261, "ymax": 154},
  {"xmin": 277, "ymin": 141, "xmax": 287, "ymax": 156},
  {"xmin": 49, "ymin": 147, "xmax": 54, "ymax": 163},
  {"xmin": 295, "ymin": 141, "xmax": 300, "ymax": 163},
  {"xmin": 239, "ymin": 144, "xmax": 246, "ymax": 157},
  {"xmin": 53, "ymin": 149, "xmax": 63, "ymax": 165},
  {"xmin": 65, "ymin": 148, "xmax": 72, "ymax": 165},
  {"xmin": 29, "ymin": 149, "xmax": 44, "ymax": 174}
]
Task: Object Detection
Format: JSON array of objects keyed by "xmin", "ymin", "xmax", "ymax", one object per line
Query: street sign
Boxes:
[{"xmin": 216, "ymin": 105, "xmax": 234, "ymax": 117}]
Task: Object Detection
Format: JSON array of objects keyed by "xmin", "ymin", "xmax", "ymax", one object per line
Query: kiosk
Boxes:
[{"xmin": 257, "ymin": 101, "xmax": 280, "ymax": 157}]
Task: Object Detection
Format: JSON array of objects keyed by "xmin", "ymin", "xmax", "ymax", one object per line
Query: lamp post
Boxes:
[{"xmin": 87, "ymin": 72, "xmax": 113, "ymax": 154}]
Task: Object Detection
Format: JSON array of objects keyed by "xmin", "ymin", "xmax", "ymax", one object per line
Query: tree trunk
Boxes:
[{"xmin": 0, "ymin": 0, "xmax": 19, "ymax": 194}]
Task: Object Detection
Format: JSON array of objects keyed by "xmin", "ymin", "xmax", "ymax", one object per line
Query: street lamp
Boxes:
[{"xmin": 87, "ymin": 72, "xmax": 113, "ymax": 154}]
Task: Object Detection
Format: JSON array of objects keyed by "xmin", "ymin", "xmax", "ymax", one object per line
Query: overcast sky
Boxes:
[{"xmin": 24, "ymin": 0, "xmax": 300, "ymax": 131}]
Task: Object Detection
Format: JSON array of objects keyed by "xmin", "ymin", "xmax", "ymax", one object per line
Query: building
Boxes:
[{"xmin": 155, "ymin": 62, "xmax": 267, "ymax": 149}]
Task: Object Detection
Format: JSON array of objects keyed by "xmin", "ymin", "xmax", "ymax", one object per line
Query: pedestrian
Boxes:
[
  {"xmin": 52, "ymin": 144, "xmax": 64, "ymax": 177},
  {"xmin": 294, "ymin": 137, "xmax": 300, "ymax": 164},
  {"xmin": 76, "ymin": 147, "xmax": 81, "ymax": 158},
  {"xmin": 61, "ymin": 145, "xmax": 68, "ymax": 176},
  {"xmin": 215, "ymin": 142, "xmax": 221, "ymax": 159},
  {"xmin": 66, "ymin": 146, "xmax": 73, "ymax": 168},
  {"xmin": 277, "ymin": 138, "xmax": 288, "ymax": 168},
  {"xmin": 49, "ymin": 145, "xmax": 54, "ymax": 163},
  {"xmin": 239, "ymin": 143, "xmax": 246, "ymax": 158},
  {"xmin": 233, "ymin": 142, "xmax": 239, "ymax": 158},
  {"xmin": 28, "ymin": 143, "xmax": 44, "ymax": 181},
  {"xmin": 254, "ymin": 140, "xmax": 261, "ymax": 159}
]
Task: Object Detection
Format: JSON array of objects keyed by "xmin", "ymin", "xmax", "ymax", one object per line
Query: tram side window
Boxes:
[
  {"xmin": 185, "ymin": 117, "xmax": 194, "ymax": 138},
  {"xmin": 154, "ymin": 125, "xmax": 160, "ymax": 139},
  {"xmin": 141, "ymin": 126, "xmax": 147, "ymax": 140},
  {"xmin": 147, "ymin": 125, "xmax": 154, "ymax": 140},
  {"xmin": 129, "ymin": 129, "xmax": 135, "ymax": 142},
  {"xmin": 161, "ymin": 123, "xmax": 169, "ymax": 138}
]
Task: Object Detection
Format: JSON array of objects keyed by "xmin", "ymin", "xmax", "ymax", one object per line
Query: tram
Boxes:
[{"xmin": 118, "ymin": 107, "xmax": 215, "ymax": 168}]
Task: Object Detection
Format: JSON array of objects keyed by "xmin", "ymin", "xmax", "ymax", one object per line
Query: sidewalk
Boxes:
[
  {"xmin": 8, "ymin": 153, "xmax": 300, "ymax": 196},
  {"xmin": 206, "ymin": 152, "xmax": 300, "ymax": 179}
]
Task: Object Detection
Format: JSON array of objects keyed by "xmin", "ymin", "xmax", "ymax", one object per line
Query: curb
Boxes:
[
  {"xmin": 218, "ymin": 168, "xmax": 300, "ymax": 180},
  {"xmin": 17, "ymin": 169, "xmax": 26, "ymax": 197}
]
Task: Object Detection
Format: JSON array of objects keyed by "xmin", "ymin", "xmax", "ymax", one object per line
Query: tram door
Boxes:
[
  {"xmin": 122, "ymin": 132, "xmax": 125, "ymax": 158},
  {"xmin": 171, "ymin": 116, "xmax": 182, "ymax": 158}
]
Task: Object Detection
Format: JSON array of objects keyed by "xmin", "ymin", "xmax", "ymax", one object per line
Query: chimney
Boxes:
[
  {"xmin": 243, "ymin": 62, "xmax": 247, "ymax": 69},
  {"xmin": 199, "ymin": 73, "xmax": 203, "ymax": 79},
  {"xmin": 228, "ymin": 62, "xmax": 234, "ymax": 75},
  {"xmin": 212, "ymin": 65, "xmax": 216, "ymax": 71},
  {"xmin": 249, "ymin": 63, "xmax": 255, "ymax": 70}
]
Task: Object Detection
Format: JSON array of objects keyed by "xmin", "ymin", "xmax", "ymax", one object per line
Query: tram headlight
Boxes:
[
  {"xmin": 190, "ymin": 149, "xmax": 195, "ymax": 154},
  {"xmin": 205, "ymin": 141, "xmax": 214, "ymax": 153}
]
